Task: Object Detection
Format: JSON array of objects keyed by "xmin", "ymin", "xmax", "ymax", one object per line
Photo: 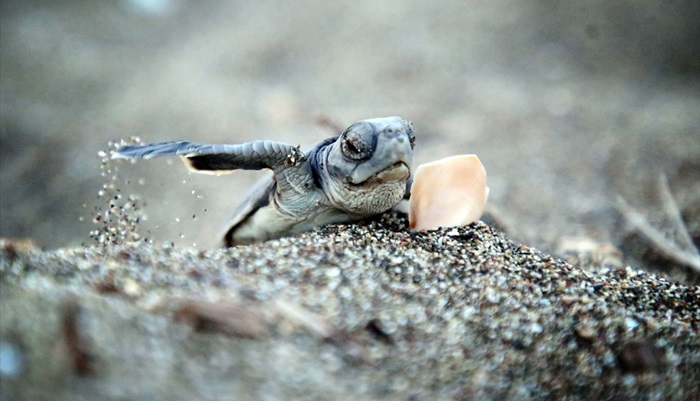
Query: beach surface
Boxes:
[{"xmin": 2, "ymin": 214, "xmax": 698, "ymax": 400}]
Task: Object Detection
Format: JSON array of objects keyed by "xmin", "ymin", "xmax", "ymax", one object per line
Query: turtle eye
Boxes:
[{"xmin": 341, "ymin": 128, "xmax": 373, "ymax": 160}]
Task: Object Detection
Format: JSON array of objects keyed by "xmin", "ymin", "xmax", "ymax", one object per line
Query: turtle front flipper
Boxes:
[{"xmin": 113, "ymin": 140, "xmax": 307, "ymax": 173}]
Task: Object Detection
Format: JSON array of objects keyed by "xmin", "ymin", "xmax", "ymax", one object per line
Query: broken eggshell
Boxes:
[{"xmin": 409, "ymin": 154, "xmax": 489, "ymax": 231}]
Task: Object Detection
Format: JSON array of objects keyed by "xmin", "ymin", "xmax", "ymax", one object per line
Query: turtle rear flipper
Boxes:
[{"xmin": 113, "ymin": 140, "xmax": 306, "ymax": 173}]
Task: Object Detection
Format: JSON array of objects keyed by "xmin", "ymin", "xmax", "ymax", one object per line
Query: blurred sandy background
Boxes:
[{"xmin": 1, "ymin": 1, "xmax": 699, "ymax": 279}]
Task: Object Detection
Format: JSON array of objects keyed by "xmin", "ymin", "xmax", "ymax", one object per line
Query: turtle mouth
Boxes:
[{"xmin": 352, "ymin": 162, "xmax": 410, "ymax": 186}]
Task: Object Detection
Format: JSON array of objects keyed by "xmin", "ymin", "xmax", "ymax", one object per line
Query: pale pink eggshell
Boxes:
[{"xmin": 409, "ymin": 154, "xmax": 489, "ymax": 231}]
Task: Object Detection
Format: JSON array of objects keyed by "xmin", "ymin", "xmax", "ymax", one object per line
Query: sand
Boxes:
[{"xmin": 1, "ymin": 213, "xmax": 698, "ymax": 401}]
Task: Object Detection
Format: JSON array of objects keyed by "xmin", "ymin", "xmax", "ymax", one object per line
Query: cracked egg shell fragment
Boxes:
[{"xmin": 409, "ymin": 154, "xmax": 489, "ymax": 231}]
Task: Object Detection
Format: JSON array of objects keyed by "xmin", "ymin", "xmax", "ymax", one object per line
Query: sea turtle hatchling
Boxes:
[{"xmin": 113, "ymin": 116, "xmax": 416, "ymax": 246}]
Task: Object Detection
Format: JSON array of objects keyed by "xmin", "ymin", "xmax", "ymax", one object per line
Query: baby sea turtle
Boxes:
[{"xmin": 113, "ymin": 116, "xmax": 415, "ymax": 246}]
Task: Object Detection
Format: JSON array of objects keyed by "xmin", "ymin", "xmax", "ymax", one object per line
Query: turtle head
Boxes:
[{"xmin": 319, "ymin": 116, "xmax": 415, "ymax": 215}]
